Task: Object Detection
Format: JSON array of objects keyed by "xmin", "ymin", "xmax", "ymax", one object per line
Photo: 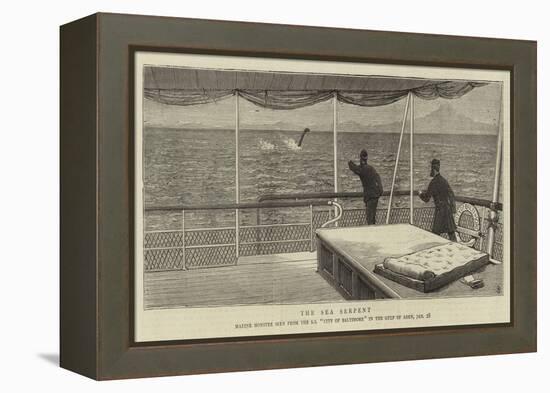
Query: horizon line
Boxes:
[{"xmin": 144, "ymin": 125, "xmax": 499, "ymax": 136}]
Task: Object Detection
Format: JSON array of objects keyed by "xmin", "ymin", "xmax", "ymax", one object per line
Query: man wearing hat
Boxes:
[
  {"xmin": 419, "ymin": 159, "xmax": 457, "ymax": 241},
  {"xmin": 348, "ymin": 149, "xmax": 384, "ymax": 225}
]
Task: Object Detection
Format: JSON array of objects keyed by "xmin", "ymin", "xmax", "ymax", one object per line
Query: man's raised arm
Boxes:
[{"xmin": 348, "ymin": 160, "xmax": 360, "ymax": 175}]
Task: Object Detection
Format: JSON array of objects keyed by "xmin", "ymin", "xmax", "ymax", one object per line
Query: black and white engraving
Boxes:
[{"xmin": 135, "ymin": 55, "xmax": 507, "ymax": 340}]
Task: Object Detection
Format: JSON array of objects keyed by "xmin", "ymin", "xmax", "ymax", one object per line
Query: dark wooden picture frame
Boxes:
[{"xmin": 60, "ymin": 12, "xmax": 536, "ymax": 380}]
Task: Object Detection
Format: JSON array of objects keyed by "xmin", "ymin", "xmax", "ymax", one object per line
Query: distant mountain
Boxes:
[
  {"xmin": 338, "ymin": 120, "xmax": 369, "ymax": 133},
  {"xmin": 252, "ymin": 120, "xmax": 302, "ymax": 131},
  {"xmin": 145, "ymin": 102, "xmax": 498, "ymax": 135},
  {"xmin": 144, "ymin": 120, "xmax": 227, "ymax": 129},
  {"xmin": 253, "ymin": 103, "xmax": 498, "ymax": 135},
  {"xmin": 369, "ymin": 102, "xmax": 498, "ymax": 135}
]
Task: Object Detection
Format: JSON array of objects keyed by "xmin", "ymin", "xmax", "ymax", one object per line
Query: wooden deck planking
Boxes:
[{"xmin": 144, "ymin": 255, "xmax": 344, "ymax": 309}]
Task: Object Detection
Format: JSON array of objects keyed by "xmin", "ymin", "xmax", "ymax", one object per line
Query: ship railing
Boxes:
[
  {"xmin": 143, "ymin": 192, "xmax": 502, "ymax": 271},
  {"xmin": 144, "ymin": 200, "xmax": 335, "ymax": 271},
  {"xmin": 259, "ymin": 191, "xmax": 503, "ymax": 263}
]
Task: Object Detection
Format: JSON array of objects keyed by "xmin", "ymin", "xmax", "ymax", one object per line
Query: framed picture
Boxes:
[{"xmin": 60, "ymin": 13, "xmax": 537, "ymax": 380}]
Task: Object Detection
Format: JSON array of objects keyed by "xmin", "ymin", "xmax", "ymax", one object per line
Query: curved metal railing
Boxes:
[{"xmin": 321, "ymin": 201, "xmax": 343, "ymax": 228}]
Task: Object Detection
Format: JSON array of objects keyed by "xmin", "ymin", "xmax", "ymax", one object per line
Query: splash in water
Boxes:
[
  {"xmin": 259, "ymin": 139, "xmax": 275, "ymax": 151},
  {"xmin": 282, "ymin": 137, "xmax": 302, "ymax": 151}
]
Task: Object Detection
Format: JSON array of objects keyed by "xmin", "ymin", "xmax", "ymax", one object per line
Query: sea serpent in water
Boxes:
[{"xmin": 297, "ymin": 127, "xmax": 310, "ymax": 147}]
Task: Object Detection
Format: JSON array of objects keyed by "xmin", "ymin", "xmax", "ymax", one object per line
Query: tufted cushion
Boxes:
[{"xmin": 383, "ymin": 242, "xmax": 487, "ymax": 282}]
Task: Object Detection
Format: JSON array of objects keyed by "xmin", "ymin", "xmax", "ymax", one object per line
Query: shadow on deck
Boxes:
[{"xmin": 144, "ymin": 252, "xmax": 344, "ymax": 310}]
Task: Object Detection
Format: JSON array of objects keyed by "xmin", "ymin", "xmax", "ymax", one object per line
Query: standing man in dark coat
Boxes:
[
  {"xmin": 348, "ymin": 149, "xmax": 384, "ymax": 225},
  {"xmin": 419, "ymin": 159, "xmax": 457, "ymax": 241}
]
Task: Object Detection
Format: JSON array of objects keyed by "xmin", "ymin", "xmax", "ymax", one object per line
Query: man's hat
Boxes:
[
  {"xmin": 360, "ymin": 149, "xmax": 368, "ymax": 160},
  {"xmin": 431, "ymin": 158, "xmax": 440, "ymax": 168}
]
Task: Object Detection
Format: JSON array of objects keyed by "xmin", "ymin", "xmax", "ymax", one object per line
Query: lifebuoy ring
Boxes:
[{"xmin": 454, "ymin": 203, "xmax": 480, "ymax": 247}]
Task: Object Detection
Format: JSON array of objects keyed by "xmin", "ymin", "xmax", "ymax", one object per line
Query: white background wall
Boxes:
[{"xmin": 0, "ymin": 0, "xmax": 545, "ymax": 391}]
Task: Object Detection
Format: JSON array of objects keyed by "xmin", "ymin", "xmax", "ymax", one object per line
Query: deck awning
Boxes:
[{"xmin": 144, "ymin": 66, "xmax": 487, "ymax": 109}]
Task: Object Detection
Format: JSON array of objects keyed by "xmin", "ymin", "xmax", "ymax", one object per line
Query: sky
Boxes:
[{"xmin": 143, "ymin": 81, "xmax": 502, "ymax": 135}]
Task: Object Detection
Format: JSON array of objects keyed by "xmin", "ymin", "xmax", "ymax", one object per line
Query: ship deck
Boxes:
[
  {"xmin": 144, "ymin": 252, "xmax": 344, "ymax": 309},
  {"xmin": 144, "ymin": 231, "xmax": 503, "ymax": 310}
]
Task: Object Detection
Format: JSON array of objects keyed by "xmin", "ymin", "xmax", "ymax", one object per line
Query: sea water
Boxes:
[{"xmin": 144, "ymin": 128, "xmax": 498, "ymax": 230}]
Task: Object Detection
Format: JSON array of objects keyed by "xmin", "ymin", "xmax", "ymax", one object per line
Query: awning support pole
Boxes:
[
  {"xmin": 181, "ymin": 209, "xmax": 186, "ymax": 270},
  {"xmin": 386, "ymin": 93, "xmax": 411, "ymax": 224},
  {"xmin": 235, "ymin": 91, "xmax": 240, "ymax": 259},
  {"xmin": 410, "ymin": 93, "xmax": 415, "ymax": 225},
  {"xmin": 309, "ymin": 204, "xmax": 314, "ymax": 252},
  {"xmin": 333, "ymin": 91, "xmax": 339, "ymax": 224},
  {"xmin": 487, "ymin": 85, "xmax": 504, "ymax": 259}
]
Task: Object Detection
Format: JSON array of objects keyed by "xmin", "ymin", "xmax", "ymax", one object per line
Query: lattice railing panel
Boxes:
[
  {"xmin": 312, "ymin": 210, "xmax": 331, "ymax": 229},
  {"xmin": 186, "ymin": 246, "xmax": 237, "ymax": 269},
  {"xmin": 240, "ymin": 240, "xmax": 311, "ymax": 256},
  {"xmin": 340, "ymin": 209, "xmax": 366, "ymax": 226},
  {"xmin": 240, "ymin": 224, "xmax": 310, "ymax": 243},
  {"xmin": 144, "ymin": 248, "xmax": 184, "ymax": 271},
  {"xmin": 310, "ymin": 209, "xmax": 332, "ymax": 251},
  {"xmin": 143, "ymin": 203, "xmax": 503, "ymax": 271},
  {"xmin": 478, "ymin": 207, "xmax": 491, "ymax": 253},
  {"xmin": 336, "ymin": 207, "xmax": 436, "ymax": 230},
  {"xmin": 493, "ymin": 221, "xmax": 504, "ymax": 261},
  {"xmin": 185, "ymin": 228, "xmax": 235, "ymax": 246},
  {"xmin": 145, "ymin": 231, "xmax": 182, "ymax": 248},
  {"xmin": 413, "ymin": 207, "xmax": 436, "ymax": 231},
  {"xmin": 495, "ymin": 213, "xmax": 503, "ymax": 242},
  {"xmin": 386, "ymin": 208, "xmax": 410, "ymax": 225}
]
